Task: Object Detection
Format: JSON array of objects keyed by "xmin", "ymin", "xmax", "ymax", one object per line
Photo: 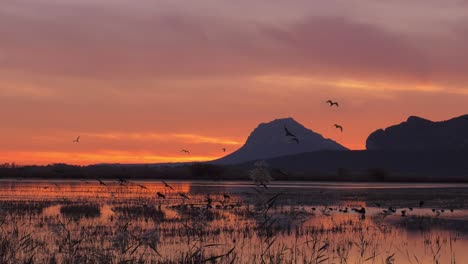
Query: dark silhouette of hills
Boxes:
[
  {"xmin": 234, "ymin": 149, "xmax": 468, "ymax": 180},
  {"xmin": 367, "ymin": 114, "xmax": 468, "ymax": 150},
  {"xmin": 2, "ymin": 115, "xmax": 468, "ymax": 182},
  {"xmin": 213, "ymin": 117, "xmax": 348, "ymax": 165}
]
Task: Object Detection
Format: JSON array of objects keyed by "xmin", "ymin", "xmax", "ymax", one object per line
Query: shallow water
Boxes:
[{"xmin": 0, "ymin": 179, "xmax": 467, "ymax": 263}]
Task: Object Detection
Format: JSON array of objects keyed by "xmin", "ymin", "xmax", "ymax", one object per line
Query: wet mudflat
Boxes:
[{"xmin": 0, "ymin": 180, "xmax": 467, "ymax": 263}]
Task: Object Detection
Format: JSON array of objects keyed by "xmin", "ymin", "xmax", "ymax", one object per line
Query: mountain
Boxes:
[
  {"xmin": 366, "ymin": 114, "xmax": 468, "ymax": 150},
  {"xmin": 212, "ymin": 117, "xmax": 348, "ymax": 165}
]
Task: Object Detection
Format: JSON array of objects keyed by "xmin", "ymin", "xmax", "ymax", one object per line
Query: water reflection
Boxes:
[{"xmin": 0, "ymin": 180, "xmax": 467, "ymax": 263}]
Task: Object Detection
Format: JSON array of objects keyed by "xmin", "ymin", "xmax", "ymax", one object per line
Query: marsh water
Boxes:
[{"xmin": 1, "ymin": 179, "xmax": 468, "ymax": 263}]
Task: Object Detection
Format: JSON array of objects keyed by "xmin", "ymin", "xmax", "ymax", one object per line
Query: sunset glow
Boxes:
[{"xmin": 1, "ymin": 0, "xmax": 467, "ymax": 165}]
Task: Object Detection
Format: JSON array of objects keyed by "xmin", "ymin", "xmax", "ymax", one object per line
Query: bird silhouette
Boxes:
[
  {"xmin": 181, "ymin": 149, "xmax": 190, "ymax": 154},
  {"xmin": 326, "ymin": 100, "xmax": 339, "ymax": 107},
  {"xmin": 334, "ymin": 124, "xmax": 343, "ymax": 132},
  {"xmin": 291, "ymin": 137, "xmax": 299, "ymax": 144},
  {"xmin": 204, "ymin": 194, "xmax": 213, "ymax": 205},
  {"xmin": 284, "ymin": 126, "xmax": 297, "ymax": 138},
  {"xmin": 222, "ymin": 148, "xmax": 226, "ymax": 152},
  {"xmin": 156, "ymin": 192, "xmax": 166, "ymax": 199},
  {"xmin": 419, "ymin": 200, "xmax": 424, "ymax": 207},
  {"xmin": 137, "ymin": 184, "xmax": 148, "ymax": 190},
  {"xmin": 223, "ymin": 193, "xmax": 230, "ymax": 199},
  {"xmin": 96, "ymin": 179, "xmax": 106, "ymax": 186},
  {"xmin": 73, "ymin": 136, "xmax": 80, "ymax": 143},
  {"xmin": 161, "ymin": 180, "xmax": 174, "ymax": 190},
  {"xmin": 117, "ymin": 178, "xmax": 128, "ymax": 186},
  {"xmin": 178, "ymin": 192, "xmax": 190, "ymax": 199}
]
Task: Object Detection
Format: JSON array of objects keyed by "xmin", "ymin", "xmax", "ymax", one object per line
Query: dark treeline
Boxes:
[
  {"xmin": 0, "ymin": 163, "xmax": 248, "ymax": 181},
  {"xmin": 1, "ymin": 162, "xmax": 468, "ymax": 183}
]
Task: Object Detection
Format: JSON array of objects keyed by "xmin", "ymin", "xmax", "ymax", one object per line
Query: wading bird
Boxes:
[
  {"xmin": 326, "ymin": 100, "xmax": 339, "ymax": 107},
  {"xmin": 73, "ymin": 136, "xmax": 80, "ymax": 143},
  {"xmin": 161, "ymin": 180, "xmax": 174, "ymax": 190},
  {"xmin": 222, "ymin": 148, "xmax": 226, "ymax": 152},
  {"xmin": 334, "ymin": 124, "xmax": 343, "ymax": 132}
]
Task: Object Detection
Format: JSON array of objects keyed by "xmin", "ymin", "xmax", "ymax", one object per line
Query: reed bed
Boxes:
[{"xmin": 0, "ymin": 180, "xmax": 466, "ymax": 263}]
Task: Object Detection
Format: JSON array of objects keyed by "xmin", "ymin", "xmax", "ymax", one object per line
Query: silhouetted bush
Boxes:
[
  {"xmin": 368, "ymin": 168, "xmax": 388, "ymax": 181},
  {"xmin": 60, "ymin": 204, "xmax": 101, "ymax": 218}
]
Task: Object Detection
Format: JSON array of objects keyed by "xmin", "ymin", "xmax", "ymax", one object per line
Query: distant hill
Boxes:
[
  {"xmin": 367, "ymin": 115, "xmax": 468, "ymax": 151},
  {"xmin": 212, "ymin": 117, "xmax": 348, "ymax": 165},
  {"xmin": 242, "ymin": 150, "xmax": 468, "ymax": 177}
]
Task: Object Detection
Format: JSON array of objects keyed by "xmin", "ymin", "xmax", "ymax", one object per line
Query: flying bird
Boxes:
[
  {"xmin": 73, "ymin": 136, "xmax": 80, "ymax": 143},
  {"xmin": 161, "ymin": 180, "xmax": 174, "ymax": 190},
  {"xmin": 156, "ymin": 192, "xmax": 166, "ymax": 199},
  {"xmin": 137, "ymin": 184, "xmax": 148, "ymax": 190},
  {"xmin": 178, "ymin": 192, "xmax": 190, "ymax": 199},
  {"xmin": 284, "ymin": 126, "xmax": 297, "ymax": 138},
  {"xmin": 291, "ymin": 137, "xmax": 299, "ymax": 144},
  {"xmin": 334, "ymin": 124, "xmax": 343, "ymax": 132},
  {"xmin": 117, "ymin": 178, "xmax": 128, "ymax": 186},
  {"xmin": 326, "ymin": 100, "xmax": 339, "ymax": 107},
  {"xmin": 181, "ymin": 149, "xmax": 190, "ymax": 154},
  {"xmin": 96, "ymin": 179, "xmax": 106, "ymax": 186}
]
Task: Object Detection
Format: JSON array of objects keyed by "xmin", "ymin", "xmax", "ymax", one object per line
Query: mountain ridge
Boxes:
[
  {"xmin": 366, "ymin": 114, "xmax": 468, "ymax": 150},
  {"xmin": 212, "ymin": 117, "xmax": 348, "ymax": 165}
]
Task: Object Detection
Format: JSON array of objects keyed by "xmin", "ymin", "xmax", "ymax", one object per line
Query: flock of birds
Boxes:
[
  {"xmin": 72, "ymin": 100, "xmax": 343, "ymax": 153},
  {"xmin": 84, "ymin": 178, "xmax": 238, "ymax": 210},
  {"xmin": 283, "ymin": 100, "xmax": 343, "ymax": 144},
  {"xmin": 312, "ymin": 199, "xmax": 456, "ymax": 219}
]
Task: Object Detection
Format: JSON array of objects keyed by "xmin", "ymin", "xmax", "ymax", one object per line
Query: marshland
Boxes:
[{"xmin": 0, "ymin": 179, "xmax": 467, "ymax": 263}]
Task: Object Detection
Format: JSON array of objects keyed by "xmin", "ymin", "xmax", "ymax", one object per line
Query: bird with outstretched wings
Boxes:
[
  {"xmin": 334, "ymin": 124, "xmax": 343, "ymax": 132},
  {"xmin": 284, "ymin": 126, "xmax": 297, "ymax": 137},
  {"xmin": 326, "ymin": 100, "xmax": 339, "ymax": 107},
  {"xmin": 161, "ymin": 180, "xmax": 174, "ymax": 190}
]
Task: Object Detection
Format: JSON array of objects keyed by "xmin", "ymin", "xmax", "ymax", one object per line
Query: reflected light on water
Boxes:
[{"xmin": 0, "ymin": 180, "xmax": 467, "ymax": 263}]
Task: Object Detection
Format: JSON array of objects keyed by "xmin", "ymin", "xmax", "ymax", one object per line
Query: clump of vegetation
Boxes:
[
  {"xmin": 0, "ymin": 201, "xmax": 53, "ymax": 216},
  {"xmin": 60, "ymin": 204, "xmax": 101, "ymax": 218},
  {"xmin": 249, "ymin": 160, "xmax": 273, "ymax": 187},
  {"xmin": 112, "ymin": 205, "xmax": 165, "ymax": 220}
]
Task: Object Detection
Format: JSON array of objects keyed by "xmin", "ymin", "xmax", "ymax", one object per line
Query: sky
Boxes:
[{"xmin": 1, "ymin": 0, "xmax": 467, "ymax": 165}]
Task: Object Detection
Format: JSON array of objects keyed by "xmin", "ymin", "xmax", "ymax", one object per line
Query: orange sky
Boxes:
[{"xmin": 1, "ymin": 0, "xmax": 467, "ymax": 165}]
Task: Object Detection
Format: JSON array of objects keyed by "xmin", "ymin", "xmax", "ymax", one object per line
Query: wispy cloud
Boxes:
[
  {"xmin": 0, "ymin": 150, "xmax": 219, "ymax": 165},
  {"xmin": 83, "ymin": 132, "xmax": 242, "ymax": 145},
  {"xmin": 254, "ymin": 74, "xmax": 468, "ymax": 95}
]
